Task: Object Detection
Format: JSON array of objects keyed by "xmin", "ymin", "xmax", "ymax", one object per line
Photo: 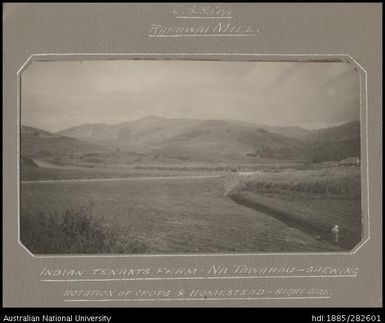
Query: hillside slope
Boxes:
[
  {"xmin": 303, "ymin": 121, "xmax": 361, "ymax": 163},
  {"xmin": 59, "ymin": 116, "xmax": 304, "ymax": 162},
  {"xmin": 53, "ymin": 117, "xmax": 361, "ymax": 164},
  {"xmin": 21, "ymin": 126, "xmax": 104, "ymax": 160}
]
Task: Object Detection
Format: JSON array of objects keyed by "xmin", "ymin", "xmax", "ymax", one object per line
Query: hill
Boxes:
[
  {"xmin": 40, "ymin": 116, "xmax": 361, "ymax": 164},
  {"xmin": 21, "ymin": 126, "xmax": 104, "ymax": 160},
  {"xmin": 224, "ymin": 119, "xmax": 310, "ymax": 139},
  {"xmin": 58, "ymin": 116, "xmax": 305, "ymax": 162},
  {"xmin": 303, "ymin": 121, "xmax": 361, "ymax": 163}
]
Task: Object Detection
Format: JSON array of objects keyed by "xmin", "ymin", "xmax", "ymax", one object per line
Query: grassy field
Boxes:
[
  {"xmin": 20, "ymin": 165, "xmax": 220, "ymax": 181},
  {"xmin": 20, "ymin": 175, "xmax": 342, "ymax": 254},
  {"xmin": 21, "ymin": 206, "xmax": 149, "ymax": 254},
  {"xmin": 20, "ymin": 159, "xmax": 305, "ymax": 181},
  {"xmin": 226, "ymin": 167, "xmax": 362, "ymax": 250}
]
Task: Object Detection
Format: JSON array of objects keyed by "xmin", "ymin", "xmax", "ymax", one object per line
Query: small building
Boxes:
[{"xmin": 339, "ymin": 157, "xmax": 360, "ymax": 166}]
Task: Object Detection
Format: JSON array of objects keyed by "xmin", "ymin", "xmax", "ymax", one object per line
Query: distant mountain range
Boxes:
[{"xmin": 21, "ymin": 116, "xmax": 361, "ymax": 164}]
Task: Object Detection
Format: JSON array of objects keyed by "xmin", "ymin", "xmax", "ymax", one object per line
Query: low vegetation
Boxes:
[
  {"xmin": 21, "ymin": 176, "xmax": 341, "ymax": 253},
  {"xmin": 226, "ymin": 167, "xmax": 362, "ymax": 250},
  {"xmin": 227, "ymin": 167, "xmax": 360, "ymax": 199},
  {"xmin": 20, "ymin": 206, "xmax": 150, "ymax": 254}
]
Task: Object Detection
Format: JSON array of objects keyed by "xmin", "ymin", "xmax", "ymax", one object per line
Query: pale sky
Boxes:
[{"xmin": 21, "ymin": 60, "xmax": 360, "ymax": 132}]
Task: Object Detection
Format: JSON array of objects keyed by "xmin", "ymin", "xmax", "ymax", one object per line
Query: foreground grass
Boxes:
[
  {"xmin": 20, "ymin": 206, "xmax": 150, "ymax": 254},
  {"xmin": 21, "ymin": 177, "xmax": 340, "ymax": 253},
  {"xmin": 226, "ymin": 167, "xmax": 362, "ymax": 250}
]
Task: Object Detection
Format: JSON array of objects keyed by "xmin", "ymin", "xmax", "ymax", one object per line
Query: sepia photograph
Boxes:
[{"xmin": 19, "ymin": 59, "xmax": 362, "ymax": 255}]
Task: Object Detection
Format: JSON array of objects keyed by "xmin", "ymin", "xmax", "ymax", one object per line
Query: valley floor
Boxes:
[{"xmin": 19, "ymin": 164, "xmax": 359, "ymax": 254}]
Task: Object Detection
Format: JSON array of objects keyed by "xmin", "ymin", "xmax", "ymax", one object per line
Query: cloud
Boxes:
[{"xmin": 21, "ymin": 60, "xmax": 360, "ymax": 132}]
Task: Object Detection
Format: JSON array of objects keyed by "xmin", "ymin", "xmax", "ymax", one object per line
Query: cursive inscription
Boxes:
[{"xmin": 148, "ymin": 5, "xmax": 258, "ymax": 38}]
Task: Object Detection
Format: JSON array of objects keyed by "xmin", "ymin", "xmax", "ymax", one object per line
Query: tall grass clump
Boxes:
[{"xmin": 20, "ymin": 206, "xmax": 150, "ymax": 254}]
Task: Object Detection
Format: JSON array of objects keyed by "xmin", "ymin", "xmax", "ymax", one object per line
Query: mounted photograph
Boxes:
[{"xmin": 19, "ymin": 58, "xmax": 363, "ymax": 255}]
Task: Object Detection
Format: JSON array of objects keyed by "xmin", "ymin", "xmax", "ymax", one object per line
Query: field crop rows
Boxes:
[
  {"xmin": 20, "ymin": 176, "xmax": 341, "ymax": 254},
  {"xmin": 226, "ymin": 167, "xmax": 362, "ymax": 250}
]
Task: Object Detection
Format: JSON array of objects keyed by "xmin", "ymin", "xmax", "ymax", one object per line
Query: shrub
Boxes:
[{"xmin": 20, "ymin": 206, "xmax": 150, "ymax": 254}]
